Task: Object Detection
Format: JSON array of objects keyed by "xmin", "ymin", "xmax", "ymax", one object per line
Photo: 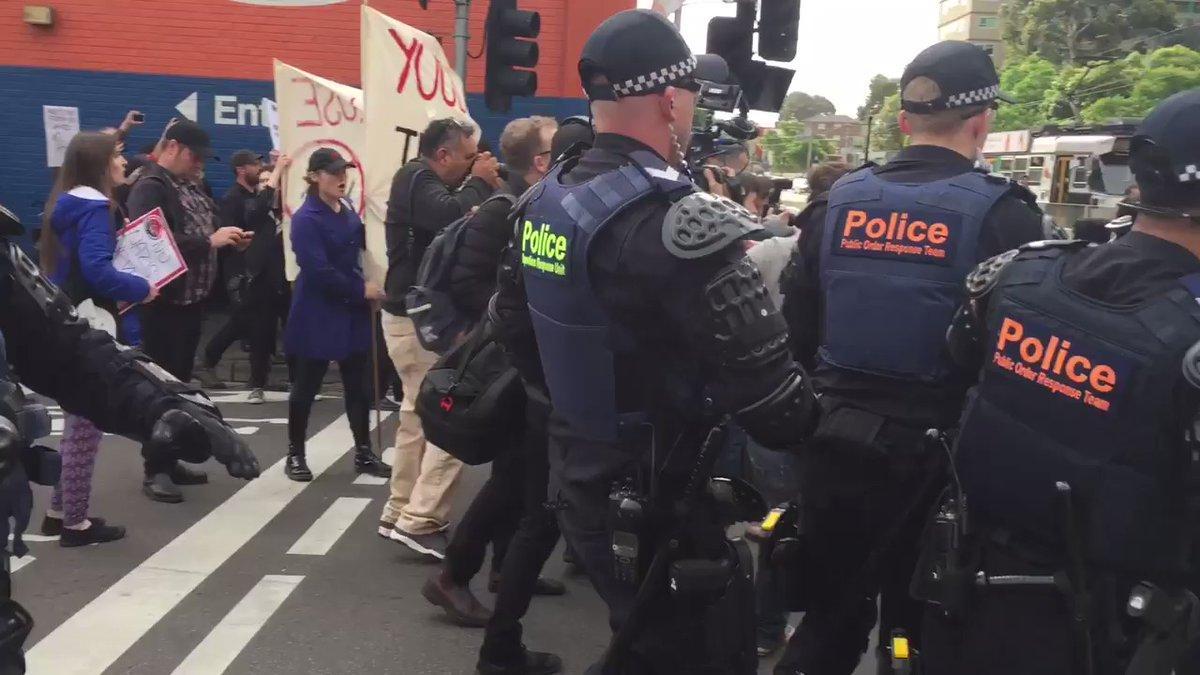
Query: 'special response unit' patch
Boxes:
[{"xmin": 520, "ymin": 219, "xmax": 569, "ymax": 279}]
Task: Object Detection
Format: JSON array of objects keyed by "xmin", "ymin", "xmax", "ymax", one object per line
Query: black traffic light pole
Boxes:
[{"xmin": 454, "ymin": 0, "xmax": 470, "ymax": 81}]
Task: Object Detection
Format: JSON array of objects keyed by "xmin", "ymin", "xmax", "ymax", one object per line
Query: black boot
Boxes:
[
  {"xmin": 353, "ymin": 445, "xmax": 390, "ymax": 477},
  {"xmin": 285, "ymin": 446, "xmax": 313, "ymax": 482}
]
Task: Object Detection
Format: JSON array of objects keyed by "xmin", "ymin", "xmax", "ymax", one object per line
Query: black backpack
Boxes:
[
  {"xmin": 415, "ymin": 315, "xmax": 524, "ymax": 465},
  {"xmin": 405, "ymin": 193, "xmax": 517, "ymax": 354}
]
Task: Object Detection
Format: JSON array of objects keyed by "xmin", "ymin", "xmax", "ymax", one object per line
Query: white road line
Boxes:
[
  {"xmin": 286, "ymin": 497, "xmax": 371, "ymax": 555},
  {"xmin": 223, "ymin": 418, "xmax": 288, "ymax": 424},
  {"xmin": 11, "ymin": 534, "xmax": 57, "ymax": 543},
  {"xmin": 352, "ymin": 473, "xmax": 388, "ymax": 486},
  {"xmin": 233, "ymin": 426, "xmax": 260, "ymax": 436},
  {"xmin": 25, "ymin": 411, "xmax": 392, "ymax": 675},
  {"xmin": 169, "ymin": 574, "xmax": 303, "ymax": 675},
  {"xmin": 11, "ymin": 556, "xmax": 34, "ymax": 573}
]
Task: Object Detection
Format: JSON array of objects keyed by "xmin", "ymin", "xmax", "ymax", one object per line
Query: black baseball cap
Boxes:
[
  {"xmin": 230, "ymin": 149, "xmax": 263, "ymax": 168},
  {"xmin": 579, "ymin": 9, "xmax": 728, "ymax": 101},
  {"xmin": 163, "ymin": 119, "xmax": 216, "ymax": 159},
  {"xmin": 1131, "ymin": 88, "xmax": 1200, "ymax": 208},
  {"xmin": 552, "ymin": 116, "xmax": 595, "ymax": 159},
  {"xmin": 307, "ymin": 147, "xmax": 355, "ymax": 174},
  {"xmin": 900, "ymin": 41, "xmax": 1010, "ymax": 114}
]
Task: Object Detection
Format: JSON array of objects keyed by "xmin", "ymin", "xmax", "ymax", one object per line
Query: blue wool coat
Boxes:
[{"xmin": 284, "ymin": 194, "xmax": 370, "ymax": 361}]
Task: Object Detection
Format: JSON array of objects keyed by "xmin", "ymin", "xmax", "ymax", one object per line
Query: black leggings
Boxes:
[{"xmin": 288, "ymin": 353, "xmax": 371, "ymax": 453}]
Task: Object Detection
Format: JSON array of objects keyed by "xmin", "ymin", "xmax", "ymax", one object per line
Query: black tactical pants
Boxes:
[
  {"xmin": 549, "ymin": 427, "xmax": 755, "ymax": 675},
  {"xmin": 774, "ymin": 435, "xmax": 944, "ymax": 675}
]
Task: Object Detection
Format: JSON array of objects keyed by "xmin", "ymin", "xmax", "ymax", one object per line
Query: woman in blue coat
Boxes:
[
  {"xmin": 283, "ymin": 148, "xmax": 390, "ymax": 482},
  {"xmin": 39, "ymin": 131, "xmax": 158, "ymax": 546}
]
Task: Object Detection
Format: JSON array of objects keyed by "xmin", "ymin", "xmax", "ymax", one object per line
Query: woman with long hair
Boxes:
[
  {"xmin": 40, "ymin": 131, "xmax": 158, "ymax": 546},
  {"xmin": 282, "ymin": 148, "xmax": 390, "ymax": 482}
]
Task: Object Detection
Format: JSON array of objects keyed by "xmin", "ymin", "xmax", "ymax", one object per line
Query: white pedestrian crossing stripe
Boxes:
[
  {"xmin": 287, "ymin": 497, "xmax": 371, "ymax": 555},
  {"xmin": 169, "ymin": 574, "xmax": 304, "ymax": 675},
  {"xmin": 25, "ymin": 411, "xmax": 393, "ymax": 674}
]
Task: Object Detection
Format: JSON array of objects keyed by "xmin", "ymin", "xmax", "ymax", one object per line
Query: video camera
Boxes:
[
  {"xmin": 689, "ymin": 81, "xmax": 758, "ymax": 201},
  {"xmin": 765, "ymin": 176, "xmax": 794, "ymax": 211}
]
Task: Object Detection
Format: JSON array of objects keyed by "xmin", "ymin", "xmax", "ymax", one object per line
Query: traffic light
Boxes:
[
  {"xmin": 485, "ymin": 0, "xmax": 541, "ymax": 113},
  {"xmin": 759, "ymin": 0, "xmax": 801, "ymax": 62}
]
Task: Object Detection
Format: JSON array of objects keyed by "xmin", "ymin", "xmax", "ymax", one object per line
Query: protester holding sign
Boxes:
[
  {"xmin": 37, "ymin": 131, "xmax": 159, "ymax": 546},
  {"xmin": 127, "ymin": 120, "xmax": 249, "ymax": 504},
  {"xmin": 283, "ymin": 148, "xmax": 391, "ymax": 483}
]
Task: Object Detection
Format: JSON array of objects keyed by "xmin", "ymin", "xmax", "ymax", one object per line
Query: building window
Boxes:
[
  {"xmin": 979, "ymin": 16, "xmax": 999, "ymax": 28},
  {"xmin": 817, "ymin": 124, "xmax": 826, "ymax": 131}
]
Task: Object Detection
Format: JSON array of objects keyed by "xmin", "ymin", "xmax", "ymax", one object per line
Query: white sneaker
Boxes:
[{"xmin": 248, "ymin": 388, "xmax": 266, "ymax": 405}]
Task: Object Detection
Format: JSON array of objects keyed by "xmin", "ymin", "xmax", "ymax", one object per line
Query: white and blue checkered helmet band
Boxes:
[{"xmin": 611, "ymin": 56, "xmax": 697, "ymax": 98}]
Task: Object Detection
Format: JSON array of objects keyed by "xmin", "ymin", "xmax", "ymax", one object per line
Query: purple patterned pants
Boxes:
[{"xmin": 51, "ymin": 414, "xmax": 103, "ymax": 527}]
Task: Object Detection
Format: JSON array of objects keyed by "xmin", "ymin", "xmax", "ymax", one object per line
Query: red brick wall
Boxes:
[{"xmin": 1, "ymin": 0, "xmax": 633, "ymax": 97}]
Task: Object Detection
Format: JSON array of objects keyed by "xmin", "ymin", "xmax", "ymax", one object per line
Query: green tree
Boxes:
[
  {"xmin": 778, "ymin": 92, "xmax": 836, "ymax": 122},
  {"xmin": 761, "ymin": 119, "xmax": 837, "ymax": 172},
  {"xmin": 993, "ymin": 55, "xmax": 1059, "ymax": 130},
  {"xmin": 1082, "ymin": 45, "xmax": 1200, "ymax": 121},
  {"xmin": 867, "ymin": 93, "xmax": 905, "ymax": 154},
  {"xmin": 1002, "ymin": 0, "xmax": 1177, "ymax": 65},
  {"xmin": 857, "ymin": 74, "xmax": 899, "ymax": 120}
]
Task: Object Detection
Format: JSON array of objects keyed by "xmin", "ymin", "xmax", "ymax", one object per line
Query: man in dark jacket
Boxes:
[
  {"xmin": 377, "ymin": 118, "xmax": 503, "ymax": 558},
  {"xmin": 196, "ymin": 149, "xmax": 265, "ymax": 391},
  {"xmin": 420, "ymin": 116, "xmax": 562, "ymax": 637},
  {"xmin": 126, "ymin": 120, "xmax": 249, "ymax": 503}
]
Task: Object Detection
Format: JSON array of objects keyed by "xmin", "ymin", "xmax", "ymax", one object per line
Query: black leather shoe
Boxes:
[
  {"xmin": 353, "ymin": 446, "xmax": 391, "ymax": 477},
  {"xmin": 143, "ymin": 474, "xmax": 184, "ymax": 503},
  {"xmin": 169, "ymin": 462, "xmax": 209, "ymax": 486},
  {"xmin": 422, "ymin": 572, "xmax": 492, "ymax": 627},
  {"xmin": 476, "ymin": 648, "xmax": 563, "ymax": 675},
  {"xmin": 285, "ymin": 453, "xmax": 313, "ymax": 482},
  {"xmin": 41, "ymin": 514, "xmax": 62, "ymax": 536},
  {"xmin": 60, "ymin": 518, "xmax": 126, "ymax": 547}
]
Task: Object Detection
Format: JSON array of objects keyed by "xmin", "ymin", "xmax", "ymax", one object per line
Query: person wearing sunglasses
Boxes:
[{"xmin": 774, "ymin": 40, "xmax": 1046, "ymax": 675}]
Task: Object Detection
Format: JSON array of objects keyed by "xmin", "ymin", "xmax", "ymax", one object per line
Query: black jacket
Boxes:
[
  {"xmin": 781, "ymin": 145, "xmax": 1045, "ymax": 428},
  {"xmin": 242, "ymin": 187, "xmax": 287, "ymax": 297},
  {"xmin": 126, "ymin": 163, "xmax": 216, "ymax": 303},
  {"xmin": 448, "ymin": 176, "xmax": 527, "ymax": 321},
  {"xmin": 382, "ymin": 159, "xmax": 494, "ymax": 314}
]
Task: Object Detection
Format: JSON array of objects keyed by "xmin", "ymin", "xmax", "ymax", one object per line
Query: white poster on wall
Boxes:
[
  {"xmin": 43, "ymin": 105, "xmax": 80, "ymax": 168},
  {"xmin": 272, "ymin": 60, "xmax": 365, "ymax": 280},
  {"xmin": 360, "ymin": 5, "xmax": 474, "ymax": 285},
  {"xmin": 262, "ymin": 97, "xmax": 281, "ymax": 151}
]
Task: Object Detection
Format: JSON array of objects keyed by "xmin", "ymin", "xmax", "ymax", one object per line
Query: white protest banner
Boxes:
[
  {"xmin": 273, "ymin": 59, "xmax": 365, "ymax": 280},
  {"xmin": 360, "ymin": 5, "xmax": 474, "ymax": 284},
  {"xmin": 43, "ymin": 105, "xmax": 80, "ymax": 168},
  {"xmin": 263, "ymin": 97, "xmax": 281, "ymax": 151}
]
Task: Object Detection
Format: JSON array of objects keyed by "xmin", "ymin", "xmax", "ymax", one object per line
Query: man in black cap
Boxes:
[
  {"xmin": 911, "ymin": 88, "xmax": 1200, "ymax": 675},
  {"xmin": 774, "ymin": 41, "xmax": 1045, "ymax": 675},
  {"xmin": 493, "ymin": 9, "xmax": 818, "ymax": 674},
  {"xmin": 128, "ymin": 119, "xmax": 250, "ymax": 503},
  {"xmin": 196, "ymin": 149, "xmax": 266, "ymax": 393}
]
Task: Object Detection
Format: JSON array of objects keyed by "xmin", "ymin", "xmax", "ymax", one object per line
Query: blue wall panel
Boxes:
[{"xmin": 0, "ymin": 66, "xmax": 586, "ymax": 247}]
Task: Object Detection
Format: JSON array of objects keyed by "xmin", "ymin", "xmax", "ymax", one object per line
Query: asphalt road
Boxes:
[{"xmin": 17, "ymin": 387, "xmax": 879, "ymax": 675}]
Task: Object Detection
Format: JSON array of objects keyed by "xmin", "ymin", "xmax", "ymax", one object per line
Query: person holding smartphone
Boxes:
[{"xmin": 127, "ymin": 119, "xmax": 251, "ymax": 503}]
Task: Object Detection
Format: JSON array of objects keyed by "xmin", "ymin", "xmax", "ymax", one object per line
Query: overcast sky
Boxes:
[{"xmin": 636, "ymin": 0, "xmax": 939, "ymax": 117}]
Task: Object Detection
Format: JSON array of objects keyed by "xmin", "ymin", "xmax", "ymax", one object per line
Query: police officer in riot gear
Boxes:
[
  {"xmin": 916, "ymin": 88, "xmax": 1200, "ymax": 675},
  {"xmin": 776, "ymin": 41, "xmax": 1045, "ymax": 675},
  {"xmin": 493, "ymin": 9, "xmax": 818, "ymax": 674},
  {"xmin": 0, "ymin": 204, "xmax": 260, "ymax": 672}
]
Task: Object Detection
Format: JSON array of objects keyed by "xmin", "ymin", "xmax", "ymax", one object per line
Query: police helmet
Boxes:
[{"xmin": 1129, "ymin": 88, "xmax": 1200, "ymax": 222}]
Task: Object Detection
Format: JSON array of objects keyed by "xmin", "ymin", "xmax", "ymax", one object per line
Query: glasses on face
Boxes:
[
  {"xmin": 960, "ymin": 100, "xmax": 1000, "ymax": 120},
  {"xmin": 675, "ymin": 77, "xmax": 703, "ymax": 93}
]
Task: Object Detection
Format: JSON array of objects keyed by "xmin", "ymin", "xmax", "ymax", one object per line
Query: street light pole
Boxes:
[
  {"xmin": 864, "ymin": 114, "xmax": 874, "ymax": 163},
  {"xmin": 454, "ymin": 0, "xmax": 470, "ymax": 81}
]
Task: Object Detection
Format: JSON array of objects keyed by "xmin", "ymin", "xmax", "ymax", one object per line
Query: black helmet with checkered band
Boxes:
[{"xmin": 1130, "ymin": 88, "xmax": 1200, "ymax": 217}]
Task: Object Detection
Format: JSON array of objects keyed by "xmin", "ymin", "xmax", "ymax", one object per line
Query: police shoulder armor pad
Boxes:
[
  {"xmin": 663, "ymin": 192, "xmax": 763, "ymax": 260},
  {"xmin": 966, "ymin": 239, "xmax": 1090, "ymax": 298}
]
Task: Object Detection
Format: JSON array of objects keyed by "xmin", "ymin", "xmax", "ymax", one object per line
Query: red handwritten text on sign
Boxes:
[
  {"xmin": 293, "ymin": 78, "xmax": 363, "ymax": 128},
  {"xmin": 388, "ymin": 29, "xmax": 468, "ymax": 113}
]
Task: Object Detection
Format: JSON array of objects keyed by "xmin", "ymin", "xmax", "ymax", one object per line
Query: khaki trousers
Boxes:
[{"xmin": 379, "ymin": 311, "xmax": 464, "ymax": 534}]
